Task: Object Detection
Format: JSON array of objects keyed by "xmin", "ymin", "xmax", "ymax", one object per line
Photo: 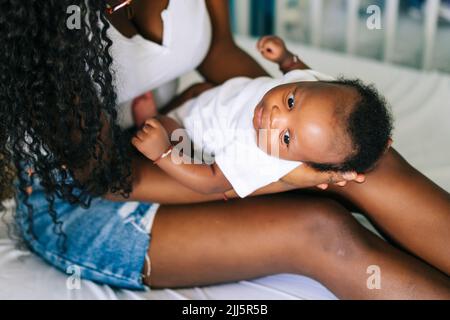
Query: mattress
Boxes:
[{"xmin": 0, "ymin": 35, "xmax": 449, "ymax": 300}]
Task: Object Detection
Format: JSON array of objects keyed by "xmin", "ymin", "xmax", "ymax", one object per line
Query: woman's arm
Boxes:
[
  {"xmin": 103, "ymin": 155, "xmax": 296, "ymax": 204},
  {"xmin": 154, "ymin": 157, "xmax": 232, "ymax": 195},
  {"xmin": 197, "ymin": 0, "xmax": 269, "ymax": 83},
  {"xmin": 103, "ymin": 154, "xmax": 226, "ymax": 204},
  {"xmin": 103, "ymin": 154, "xmax": 359, "ymax": 204}
]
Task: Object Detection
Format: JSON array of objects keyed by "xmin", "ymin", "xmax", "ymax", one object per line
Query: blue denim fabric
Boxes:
[{"xmin": 14, "ymin": 175, "xmax": 157, "ymax": 290}]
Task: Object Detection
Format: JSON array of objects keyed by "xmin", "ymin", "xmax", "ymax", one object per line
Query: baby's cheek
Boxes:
[
  {"xmin": 255, "ymin": 130, "xmax": 282, "ymax": 158},
  {"xmin": 255, "ymin": 131, "xmax": 268, "ymax": 154}
]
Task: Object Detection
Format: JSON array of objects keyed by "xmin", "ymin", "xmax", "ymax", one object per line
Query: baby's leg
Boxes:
[
  {"xmin": 132, "ymin": 91, "xmax": 159, "ymax": 128},
  {"xmin": 160, "ymin": 82, "xmax": 215, "ymax": 115}
]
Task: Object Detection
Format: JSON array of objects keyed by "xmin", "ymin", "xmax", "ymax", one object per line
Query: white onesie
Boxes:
[{"xmin": 168, "ymin": 69, "xmax": 335, "ymax": 197}]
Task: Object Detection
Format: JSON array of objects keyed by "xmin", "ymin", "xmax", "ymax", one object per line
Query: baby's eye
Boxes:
[
  {"xmin": 283, "ymin": 130, "xmax": 290, "ymax": 145},
  {"xmin": 287, "ymin": 93, "xmax": 295, "ymax": 109}
]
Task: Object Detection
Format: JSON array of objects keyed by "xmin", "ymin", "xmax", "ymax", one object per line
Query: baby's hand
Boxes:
[
  {"xmin": 257, "ymin": 35, "xmax": 288, "ymax": 64},
  {"xmin": 131, "ymin": 118, "xmax": 171, "ymax": 161}
]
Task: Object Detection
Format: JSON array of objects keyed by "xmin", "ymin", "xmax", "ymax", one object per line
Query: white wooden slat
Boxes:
[
  {"xmin": 309, "ymin": 0, "xmax": 323, "ymax": 47},
  {"xmin": 383, "ymin": 0, "xmax": 399, "ymax": 62},
  {"xmin": 234, "ymin": 0, "xmax": 250, "ymax": 36},
  {"xmin": 422, "ymin": 0, "xmax": 441, "ymax": 70},
  {"xmin": 275, "ymin": 0, "xmax": 288, "ymax": 37},
  {"xmin": 346, "ymin": 0, "xmax": 360, "ymax": 54}
]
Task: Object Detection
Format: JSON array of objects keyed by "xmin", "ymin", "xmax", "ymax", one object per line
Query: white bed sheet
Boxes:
[{"xmin": 0, "ymin": 36, "xmax": 449, "ymax": 300}]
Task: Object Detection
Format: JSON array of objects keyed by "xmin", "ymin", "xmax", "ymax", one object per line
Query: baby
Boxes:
[{"xmin": 132, "ymin": 36, "xmax": 393, "ymax": 198}]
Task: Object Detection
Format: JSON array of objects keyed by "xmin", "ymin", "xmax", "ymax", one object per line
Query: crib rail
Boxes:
[
  {"xmin": 422, "ymin": 0, "xmax": 441, "ymax": 69},
  {"xmin": 233, "ymin": 0, "xmax": 443, "ymax": 71}
]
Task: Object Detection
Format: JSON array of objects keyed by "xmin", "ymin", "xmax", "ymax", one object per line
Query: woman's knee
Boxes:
[
  {"xmin": 284, "ymin": 197, "xmax": 353, "ymax": 234},
  {"xmin": 284, "ymin": 198, "xmax": 374, "ymax": 268}
]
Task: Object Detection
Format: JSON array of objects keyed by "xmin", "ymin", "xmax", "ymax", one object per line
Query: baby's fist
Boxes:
[
  {"xmin": 257, "ymin": 35, "xmax": 288, "ymax": 63},
  {"xmin": 132, "ymin": 118, "xmax": 171, "ymax": 161}
]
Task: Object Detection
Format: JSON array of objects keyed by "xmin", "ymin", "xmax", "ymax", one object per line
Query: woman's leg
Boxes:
[
  {"xmin": 143, "ymin": 193, "xmax": 450, "ymax": 299},
  {"xmin": 327, "ymin": 148, "xmax": 450, "ymax": 275}
]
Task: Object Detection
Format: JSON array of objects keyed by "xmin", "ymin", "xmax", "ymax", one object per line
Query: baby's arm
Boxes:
[
  {"xmin": 132, "ymin": 118, "xmax": 233, "ymax": 195},
  {"xmin": 257, "ymin": 35, "xmax": 310, "ymax": 74}
]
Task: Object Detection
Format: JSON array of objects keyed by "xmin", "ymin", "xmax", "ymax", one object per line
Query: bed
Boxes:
[{"xmin": 1, "ymin": 36, "xmax": 449, "ymax": 300}]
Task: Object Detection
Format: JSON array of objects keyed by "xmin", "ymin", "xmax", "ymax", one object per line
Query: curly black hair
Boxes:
[
  {"xmin": 306, "ymin": 78, "xmax": 393, "ymax": 173},
  {"xmin": 0, "ymin": 0, "xmax": 134, "ymax": 249}
]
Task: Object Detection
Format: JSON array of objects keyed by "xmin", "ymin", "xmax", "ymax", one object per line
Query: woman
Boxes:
[{"xmin": 1, "ymin": 0, "xmax": 449, "ymax": 299}]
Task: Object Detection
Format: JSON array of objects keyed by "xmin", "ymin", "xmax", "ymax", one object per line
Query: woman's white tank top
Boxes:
[{"xmin": 107, "ymin": 0, "xmax": 212, "ymax": 127}]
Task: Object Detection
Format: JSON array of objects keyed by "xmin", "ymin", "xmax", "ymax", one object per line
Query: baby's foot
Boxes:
[
  {"xmin": 257, "ymin": 35, "xmax": 289, "ymax": 64},
  {"xmin": 132, "ymin": 91, "xmax": 158, "ymax": 128}
]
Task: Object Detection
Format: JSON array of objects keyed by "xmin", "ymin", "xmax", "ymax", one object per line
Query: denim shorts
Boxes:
[{"xmin": 14, "ymin": 175, "xmax": 159, "ymax": 290}]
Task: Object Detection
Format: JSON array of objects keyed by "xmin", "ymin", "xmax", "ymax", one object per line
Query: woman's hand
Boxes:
[
  {"xmin": 316, "ymin": 172, "xmax": 366, "ymax": 190},
  {"xmin": 131, "ymin": 118, "xmax": 171, "ymax": 161},
  {"xmin": 281, "ymin": 164, "xmax": 365, "ymax": 190}
]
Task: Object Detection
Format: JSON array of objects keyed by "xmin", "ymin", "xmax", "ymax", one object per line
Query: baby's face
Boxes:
[{"xmin": 252, "ymin": 81, "xmax": 357, "ymax": 164}]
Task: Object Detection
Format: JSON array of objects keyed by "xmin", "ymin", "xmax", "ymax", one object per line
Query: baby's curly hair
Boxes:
[
  {"xmin": 0, "ymin": 0, "xmax": 133, "ymax": 248},
  {"xmin": 307, "ymin": 78, "xmax": 393, "ymax": 173}
]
